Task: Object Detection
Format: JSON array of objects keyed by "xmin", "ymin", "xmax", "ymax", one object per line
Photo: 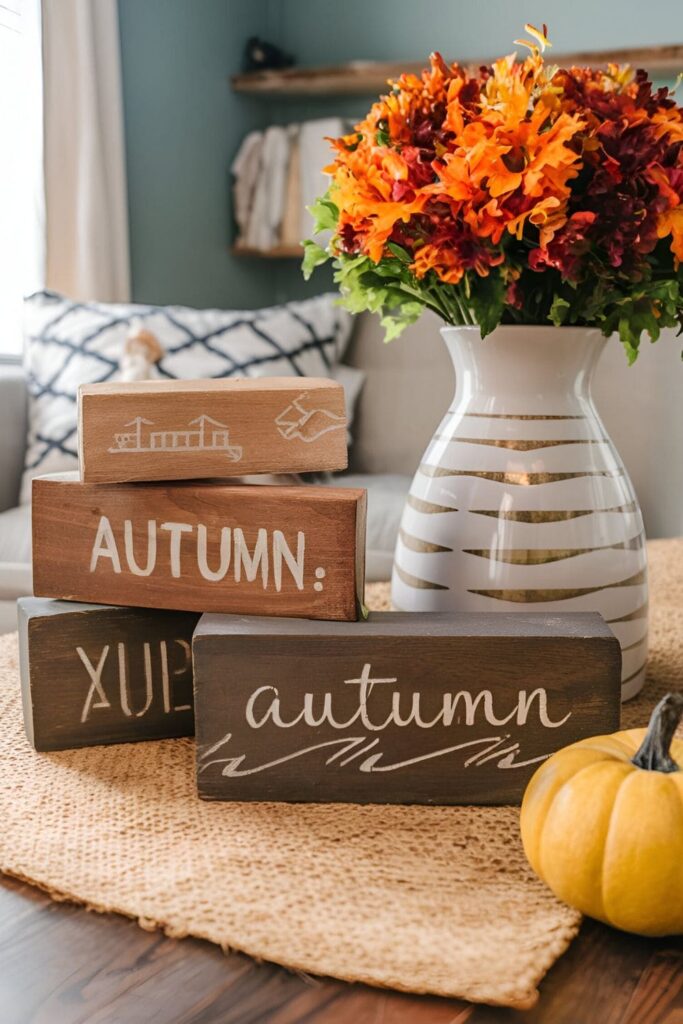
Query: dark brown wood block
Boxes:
[
  {"xmin": 78, "ymin": 377, "xmax": 348, "ymax": 483},
  {"xmin": 193, "ymin": 611, "xmax": 622, "ymax": 806},
  {"xmin": 18, "ymin": 598, "xmax": 199, "ymax": 751},
  {"xmin": 32, "ymin": 474, "xmax": 366, "ymax": 621}
]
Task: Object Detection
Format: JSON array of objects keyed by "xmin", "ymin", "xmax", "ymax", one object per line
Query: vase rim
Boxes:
[{"xmin": 439, "ymin": 324, "xmax": 608, "ymax": 336}]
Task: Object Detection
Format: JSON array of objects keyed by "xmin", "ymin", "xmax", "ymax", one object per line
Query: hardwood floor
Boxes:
[{"xmin": 0, "ymin": 875, "xmax": 679, "ymax": 1024}]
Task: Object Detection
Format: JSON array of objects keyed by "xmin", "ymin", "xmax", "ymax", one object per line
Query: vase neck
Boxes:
[{"xmin": 442, "ymin": 326, "xmax": 607, "ymax": 412}]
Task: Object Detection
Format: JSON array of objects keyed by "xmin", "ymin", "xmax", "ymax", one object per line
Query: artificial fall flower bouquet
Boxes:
[{"xmin": 302, "ymin": 26, "xmax": 683, "ymax": 362}]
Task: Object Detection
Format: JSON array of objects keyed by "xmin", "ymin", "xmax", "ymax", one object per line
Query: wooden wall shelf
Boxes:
[
  {"xmin": 232, "ymin": 244, "xmax": 302, "ymax": 259},
  {"xmin": 231, "ymin": 45, "xmax": 683, "ymax": 96}
]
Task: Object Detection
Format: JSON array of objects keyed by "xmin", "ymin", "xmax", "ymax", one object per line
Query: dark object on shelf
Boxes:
[{"xmin": 243, "ymin": 37, "xmax": 294, "ymax": 73}]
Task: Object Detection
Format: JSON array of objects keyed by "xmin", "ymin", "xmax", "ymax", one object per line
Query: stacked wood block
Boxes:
[
  {"xmin": 193, "ymin": 611, "xmax": 621, "ymax": 805},
  {"xmin": 19, "ymin": 600, "xmax": 198, "ymax": 750},
  {"xmin": 25, "ymin": 377, "xmax": 366, "ymax": 747},
  {"xmin": 21, "ymin": 375, "xmax": 622, "ymax": 805}
]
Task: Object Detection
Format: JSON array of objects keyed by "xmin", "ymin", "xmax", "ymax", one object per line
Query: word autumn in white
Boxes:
[
  {"xmin": 198, "ymin": 665, "xmax": 574, "ymax": 778},
  {"xmin": 244, "ymin": 663, "xmax": 572, "ymax": 733},
  {"xmin": 89, "ymin": 516, "xmax": 325, "ymax": 591},
  {"xmin": 77, "ymin": 638, "xmax": 191, "ymax": 723}
]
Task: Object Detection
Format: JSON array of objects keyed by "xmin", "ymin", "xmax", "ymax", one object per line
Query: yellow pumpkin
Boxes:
[{"xmin": 520, "ymin": 692, "xmax": 683, "ymax": 937}]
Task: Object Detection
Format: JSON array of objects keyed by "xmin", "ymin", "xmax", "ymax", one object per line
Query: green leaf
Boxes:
[
  {"xmin": 469, "ymin": 272, "xmax": 505, "ymax": 337},
  {"xmin": 380, "ymin": 300, "xmax": 423, "ymax": 341},
  {"xmin": 618, "ymin": 316, "xmax": 640, "ymax": 365},
  {"xmin": 307, "ymin": 194, "xmax": 339, "ymax": 234},
  {"xmin": 301, "ymin": 240, "xmax": 329, "ymax": 281},
  {"xmin": 387, "ymin": 242, "xmax": 412, "ymax": 264},
  {"xmin": 375, "ymin": 119, "xmax": 390, "ymax": 147},
  {"xmin": 549, "ymin": 295, "xmax": 571, "ymax": 326}
]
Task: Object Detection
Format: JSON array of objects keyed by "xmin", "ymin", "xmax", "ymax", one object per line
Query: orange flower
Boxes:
[
  {"xmin": 658, "ymin": 206, "xmax": 683, "ymax": 263},
  {"xmin": 320, "ymin": 33, "xmax": 682, "ymax": 292}
]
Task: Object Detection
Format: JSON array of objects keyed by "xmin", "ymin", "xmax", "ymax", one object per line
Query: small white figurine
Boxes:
[{"xmin": 119, "ymin": 319, "xmax": 164, "ymax": 381}]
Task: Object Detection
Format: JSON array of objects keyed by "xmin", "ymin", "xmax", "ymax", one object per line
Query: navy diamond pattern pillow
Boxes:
[{"xmin": 21, "ymin": 290, "xmax": 352, "ymax": 503}]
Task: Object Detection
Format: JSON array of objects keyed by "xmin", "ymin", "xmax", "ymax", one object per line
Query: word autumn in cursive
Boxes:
[
  {"xmin": 77, "ymin": 638, "xmax": 191, "ymax": 723},
  {"xmin": 89, "ymin": 517, "xmax": 326, "ymax": 591},
  {"xmin": 244, "ymin": 663, "xmax": 572, "ymax": 733},
  {"xmin": 197, "ymin": 732, "xmax": 550, "ymax": 777}
]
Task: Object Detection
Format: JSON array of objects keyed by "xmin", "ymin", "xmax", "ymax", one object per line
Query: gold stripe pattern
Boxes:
[
  {"xmin": 460, "ymin": 413, "xmax": 586, "ymax": 420},
  {"xmin": 468, "ymin": 568, "xmax": 647, "ymax": 603},
  {"xmin": 399, "ymin": 529, "xmax": 453, "ymax": 554},
  {"xmin": 470, "ymin": 503, "xmax": 637, "ymax": 522},
  {"xmin": 394, "ymin": 563, "xmax": 449, "ymax": 591},
  {"xmin": 463, "ymin": 536, "xmax": 644, "ymax": 565},
  {"xmin": 622, "ymin": 661, "xmax": 648, "ymax": 687},
  {"xmin": 436, "ymin": 437, "xmax": 607, "ymax": 451},
  {"xmin": 406, "ymin": 494, "xmax": 457, "ymax": 514},
  {"xmin": 607, "ymin": 602, "xmax": 649, "ymax": 623},
  {"xmin": 621, "ymin": 636, "xmax": 649, "ymax": 654},
  {"xmin": 419, "ymin": 464, "xmax": 624, "ymax": 485}
]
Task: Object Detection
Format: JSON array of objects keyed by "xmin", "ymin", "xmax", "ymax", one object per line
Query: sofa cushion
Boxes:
[
  {"xmin": 21, "ymin": 290, "xmax": 353, "ymax": 503},
  {"xmin": 331, "ymin": 473, "xmax": 409, "ymax": 582},
  {"xmin": 0, "ymin": 501, "xmax": 32, "ymax": 634},
  {"xmin": 0, "ymin": 504, "xmax": 31, "ymax": 569}
]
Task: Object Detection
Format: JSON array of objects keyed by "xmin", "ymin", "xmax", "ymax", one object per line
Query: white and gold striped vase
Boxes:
[{"xmin": 392, "ymin": 325, "xmax": 647, "ymax": 701}]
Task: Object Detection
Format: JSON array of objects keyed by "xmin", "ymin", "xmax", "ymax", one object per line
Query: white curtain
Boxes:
[
  {"xmin": 0, "ymin": 0, "xmax": 44, "ymax": 357},
  {"xmin": 42, "ymin": 0, "xmax": 130, "ymax": 302}
]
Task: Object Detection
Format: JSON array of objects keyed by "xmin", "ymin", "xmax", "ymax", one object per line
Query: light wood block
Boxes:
[
  {"xmin": 78, "ymin": 377, "xmax": 348, "ymax": 483},
  {"xmin": 32, "ymin": 474, "xmax": 366, "ymax": 621},
  {"xmin": 193, "ymin": 611, "xmax": 622, "ymax": 805},
  {"xmin": 18, "ymin": 598, "xmax": 199, "ymax": 751}
]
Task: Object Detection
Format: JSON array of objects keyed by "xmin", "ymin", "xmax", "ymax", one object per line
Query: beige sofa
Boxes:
[{"xmin": 1, "ymin": 311, "xmax": 682, "ymax": 632}]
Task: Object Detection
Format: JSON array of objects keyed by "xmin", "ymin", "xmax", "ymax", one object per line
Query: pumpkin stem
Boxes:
[{"xmin": 631, "ymin": 693, "xmax": 683, "ymax": 773}]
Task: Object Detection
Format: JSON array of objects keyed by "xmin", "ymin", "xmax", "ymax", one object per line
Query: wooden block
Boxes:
[
  {"xmin": 32, "ymin": 474, "xmax": 366, "ymax": 621},
  {"xmin": 78, "ymin": 377, "xmax": 348, "ymax": 483},
  {"xmin": 193, "ymin": 611, "xmax": 621, "ymax": 805},
  {"xmin": 18, "ymin": 598, "xmax": 199, "ymax": 751}
]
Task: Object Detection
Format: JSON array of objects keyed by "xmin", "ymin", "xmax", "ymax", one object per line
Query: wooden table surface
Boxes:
[{"xmin": 0, "ymin": 875, "xmax": 680, "ymax": 1024}]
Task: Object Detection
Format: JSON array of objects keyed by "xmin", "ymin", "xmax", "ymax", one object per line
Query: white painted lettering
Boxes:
[
  {"xmin": 197, "ymin": 525, "xmax": 231, "ymax": 582},
  {"xmin": 516, "ymin": 688, "xmax": 571, "ymax": 728},
  {"xmin": 234, "ymin": 528, "xmax": 268, "ymax": 587},
  {"xmin": 118, "ymin": 642, "xmax": 153, "ymax": 718},
  {"xmin": 124, "ymin": 519, "xmax": 157, "ymax": 576},
  {"xmin": 160, "ymin": 522, "xmax": 193, "ymax": 578},
  {"xmin": 89, "ymin": 517, "xmax": 121, "ymax": 574},
  {"xmin": 77, "ymin": 646, "xmax": 111, "ymax": 722},
  {"xmin": 272, "ymin": 530, "xmax": 305, "ymax": 591},
  {"xmin": 160, "ymin": 639, "xmax": 192, "ymax": 713},
  {"xmin": 242, "ymin": 665, "xmax": 572, "ymax": 737}
]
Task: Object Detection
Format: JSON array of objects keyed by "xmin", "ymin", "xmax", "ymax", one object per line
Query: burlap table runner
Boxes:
[{"xmin": 0, "ymin": 538, "xmax": 680, "ymax": 1009}]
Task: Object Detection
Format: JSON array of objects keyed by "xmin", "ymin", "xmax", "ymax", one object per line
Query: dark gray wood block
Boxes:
[
  {"xmin": 193, "ymin": 611, "xmax": 622, "ymax": 806},
  {"xmin": 18, "ymin": 598, "xmax": 199, "ymax": 751}
]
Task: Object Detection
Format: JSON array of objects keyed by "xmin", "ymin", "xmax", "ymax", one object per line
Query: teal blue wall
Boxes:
[
  {"xmin": 118, "ymin": 0, "xmax": 682, "ymax": 309},
  {"xmin": 118, "ymin": 0, "xmax": 271, "ymax": 308},
  {"xmin": 267, "ymin": 0, "xmax": 679, "ymax": 66}
]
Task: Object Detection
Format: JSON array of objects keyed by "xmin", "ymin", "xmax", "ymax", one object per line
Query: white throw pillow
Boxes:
[{"xmin": 21, "ymin": 290, "xmax": 353, "ymax": 502}]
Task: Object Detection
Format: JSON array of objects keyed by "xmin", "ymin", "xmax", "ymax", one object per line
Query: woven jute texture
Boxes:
[{"xmin": 0, "ymin": 539, "xmax": 680, "ymax": 1010}]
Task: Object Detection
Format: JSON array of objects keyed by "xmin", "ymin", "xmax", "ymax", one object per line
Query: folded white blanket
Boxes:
[
  {"xmin": 231, "ymin": 130, "xmax": 263, "ymax": 241},
  {"xmin": 244, "ymin": 125, "xmax": 290, "ymax": 250},
  {"xmin": 299, "ymin": 117, "xmax": 344, "ymax": 241}
]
